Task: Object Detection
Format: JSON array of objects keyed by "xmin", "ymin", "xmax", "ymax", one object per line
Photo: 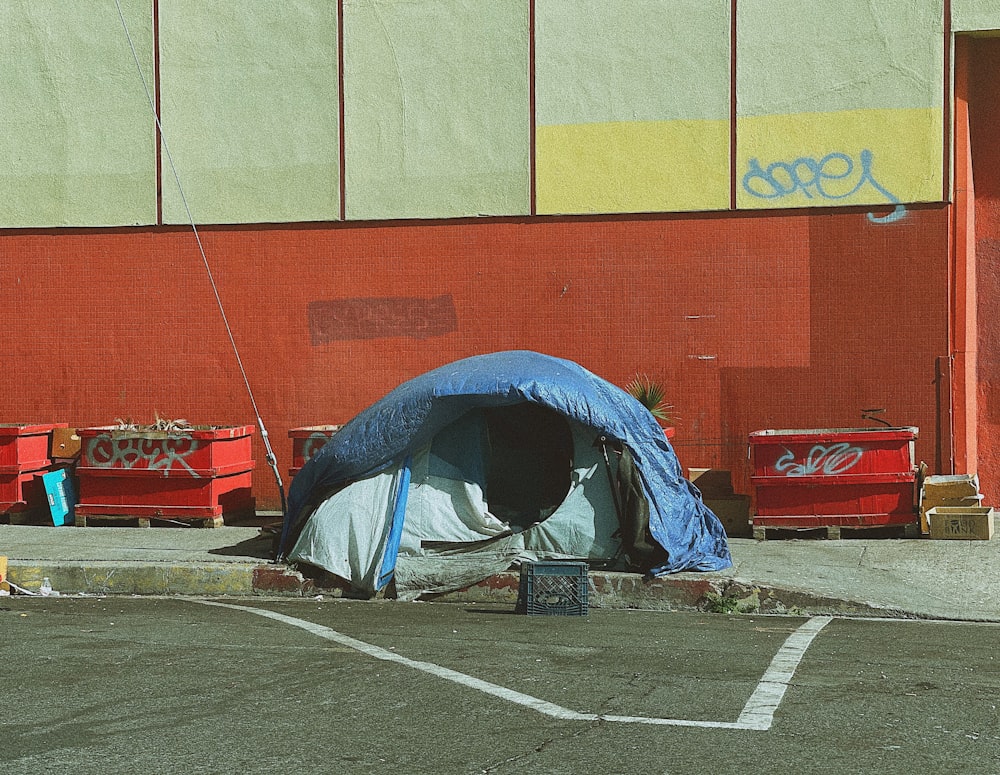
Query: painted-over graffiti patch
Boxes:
[{"xmin": 308, "ymin": 294, "xmax": 458, "ymax": 344}]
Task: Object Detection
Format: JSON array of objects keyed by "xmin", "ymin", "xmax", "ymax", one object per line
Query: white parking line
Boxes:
[
  {"xmin": 198, "ymin": 601, "xmax": 830, "ymax": 731},
  {"xmin": 737, "ymin": 615, "xmax": 832, "ymax": 729}
]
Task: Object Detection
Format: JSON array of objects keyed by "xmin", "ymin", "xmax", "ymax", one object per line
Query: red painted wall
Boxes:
[
  {"xmin": 1, "ymin": 208, "xmax": 949, "ymax": 509},
  {"xmin": 969, "ymin": 38, "xmax": 1000, "ymax": 506}
]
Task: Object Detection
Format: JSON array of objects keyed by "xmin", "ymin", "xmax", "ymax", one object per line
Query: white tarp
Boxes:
[{"xmin": 288, "ymin": 466, "xmax": 401, "ymax": 592}]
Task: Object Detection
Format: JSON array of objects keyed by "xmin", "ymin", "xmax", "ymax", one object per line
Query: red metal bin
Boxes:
[
  {"xmin": 288, "ymin": 425, "xmax": 342, "ymax": 479},
  {"xmin": 749, "ymin": 427, "xmax": 918, "ymax": 534},
  {"xmin": 0, "ymin": 469, "xmax": 47, "ymax": 518},
  {"xmin": 0, "ymin": 423, "xmax": 68, "ymax": 519},
  {"xmin": 0, "ymin": 423, "xmax": 68, "ymax": 472},
  {"xmin": 74, "ymin": 425, "xmax": 256, "ymax": 525}
]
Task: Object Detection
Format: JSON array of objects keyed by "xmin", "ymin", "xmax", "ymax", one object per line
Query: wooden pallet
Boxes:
[
  {"xmin": 0, "ymin": 509, "xmax": 47, "ymax": 526},
  {"xmin": 752, "ymin": 522, "xmax": 920, "ymax": 540},
  {"xmin": 74, "ymin": 514, "xmax": 225, "ymax": 528}
]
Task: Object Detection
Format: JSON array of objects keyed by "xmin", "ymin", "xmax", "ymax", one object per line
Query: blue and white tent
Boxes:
[{"xmin": 278, "ymin": 351, "xmax": 731, "ymax": 599}]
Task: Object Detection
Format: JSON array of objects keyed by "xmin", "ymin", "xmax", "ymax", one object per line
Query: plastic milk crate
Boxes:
[{"xmin": 516, "ymin": 561, "xmax": 589, "ymax": 616}]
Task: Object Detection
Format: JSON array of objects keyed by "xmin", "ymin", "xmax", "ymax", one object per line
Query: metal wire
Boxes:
[{"xmin": 114, "ymin": 0, "xmax": 287, "ymax": 516}]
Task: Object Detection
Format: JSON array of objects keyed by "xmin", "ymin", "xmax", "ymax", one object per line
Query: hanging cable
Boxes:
[{"xmin": 114, "ymin": 0, "xmax": 287, "ymax": 517}]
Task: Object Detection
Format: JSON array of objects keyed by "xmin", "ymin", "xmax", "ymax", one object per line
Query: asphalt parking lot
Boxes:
[{"xmin": 3, "ymin": 598, "xmax": 999, "ymax": 774}]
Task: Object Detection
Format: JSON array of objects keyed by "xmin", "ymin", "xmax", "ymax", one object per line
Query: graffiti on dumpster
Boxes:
[
  {"xmin": 742, "ymin": 149, "xmax": 907, "ymax": 224},
  {"xmin": 86, "ymin": 435, "xmax": 201, "ymax": 477},
  {"xmin": 774, "ymin": 442, "xmax": 864, "ymax": 477}
]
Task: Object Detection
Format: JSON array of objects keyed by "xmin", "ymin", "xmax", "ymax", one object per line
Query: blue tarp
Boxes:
[{"xmin": 278, "ymin": 350, "xmax": 731, "ymax": 574}]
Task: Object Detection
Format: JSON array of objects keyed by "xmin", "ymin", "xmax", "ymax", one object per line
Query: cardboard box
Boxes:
[
  {"xmin": 922, "ymin": 474, "xmax": 980, "ymax": 501},
  {"xmin": 924, "ymin": 495, "xmax": 983, "ymax": 512},
  {"xmin": 927, "ymin": 506, "xmax": 995, "ymax": 540},
  {"xmin": 42, "ymin": 468, "xmax": 76, "ymax": 527},
  {"xmin": 51, "ymin": 427, "xmax": 81, "ymax": 459},
  {"xmin": 689, "ymin": 468, "xmax": 735, "ymax": 496},
  {"xmin": 705, "ymin": 494, "xmax": 752, "ymax": 538},
  {"xmin": 919, "ymin": 474, "xmax": 982, "ymax": 533}
]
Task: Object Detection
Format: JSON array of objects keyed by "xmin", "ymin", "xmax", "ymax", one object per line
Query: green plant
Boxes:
[
  {"xmin": 703, "ymin": 589, "xmax": 761, "ymax": 615},
  {"xmin": 114, "ymin": 412, "xmax": 195, "ymax": 433},
  {"xmin": 625, "ymin": 374, "xmax": 674, "ymax": 423}
]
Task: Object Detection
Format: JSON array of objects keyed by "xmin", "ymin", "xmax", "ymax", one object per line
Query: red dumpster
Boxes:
[{"xmin": 749, "ymin": 427, "xmax": 918, "ymax": 535}]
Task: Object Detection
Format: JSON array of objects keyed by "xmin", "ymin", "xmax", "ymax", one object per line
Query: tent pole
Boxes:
[{"xmin": 596, "ymin": 435, "xmax": 626, "ymax": 563}]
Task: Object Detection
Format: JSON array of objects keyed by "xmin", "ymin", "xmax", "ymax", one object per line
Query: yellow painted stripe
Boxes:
[
  {"xmin": 536, "ymin": 119, "xmax": 730, "ymax": 215},
  {"xmin": 736, "ymin": 108, "xmax": 943, "ymax": 210}
]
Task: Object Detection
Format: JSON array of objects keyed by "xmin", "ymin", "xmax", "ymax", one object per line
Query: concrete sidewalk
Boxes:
[{"xmin": 2, "ymin": 523, "xmax": 998, "ymax": 621}]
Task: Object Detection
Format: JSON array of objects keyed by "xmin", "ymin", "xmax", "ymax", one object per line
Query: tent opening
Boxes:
[{"xmin": 483, "ymin": 403, "xmax": 574, "ymax": 530}]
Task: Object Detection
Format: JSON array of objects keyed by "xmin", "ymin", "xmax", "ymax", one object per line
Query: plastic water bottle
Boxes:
[{"xmin": 39, "ymin": 577, "xmax": 52, "ymax": 596}]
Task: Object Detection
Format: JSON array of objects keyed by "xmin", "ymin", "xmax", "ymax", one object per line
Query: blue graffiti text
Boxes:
[{"xmin": 742, "ymin": 149, "xmax": 906, "ymax": 224}]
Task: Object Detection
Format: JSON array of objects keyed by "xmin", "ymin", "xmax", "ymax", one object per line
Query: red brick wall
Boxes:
[
  {"xmin": 970, "ymin": 37, "xmax": 1000, "ymax": 506},
  {"xmin": 1, "ymin": 208, "xmax": 950, "ymax": 508}
]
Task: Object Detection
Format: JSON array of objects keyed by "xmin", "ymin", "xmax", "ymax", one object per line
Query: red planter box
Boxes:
[
  {"xmin": 749, "ymin": 427, "xmax": 918, "ymax": 528},
  {"xmin": 0, "ymin": 423, "xmax": 67, "ymax": 518},
  {"xmin": 0, "ymin": 469, "xmax": 46, "ymax": 515},
  {"xmin": 75, "ymin": 425, "xmax": 255, "ymax": 522},
  {"xmin": 0, "ymin": 423, "xmax": 67, "ymax": 473},
  {"xmin": 74, "ymin": 469, "xmax": 254, "ymax": 519},
  {"xmin": 289, "ymin": 425, "xmax": 341, "ymax": 478}
]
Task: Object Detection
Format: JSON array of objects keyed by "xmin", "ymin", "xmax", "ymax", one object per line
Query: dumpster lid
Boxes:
[{"xmin": 749, "ymin": 427, "xmax": 918, "ymax": 441}]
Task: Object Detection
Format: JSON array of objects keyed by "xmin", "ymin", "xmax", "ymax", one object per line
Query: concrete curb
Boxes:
[
  {"xmin": 8, "ymin": 560, "xmax": 257, "ymax": 597},
  {"xmin": 5, "ymin": 560, "xmax": 917, "ymax": 619},
  {"xmin": 426, "ymin": 570, "xmax": 914, "ymax": 618}
]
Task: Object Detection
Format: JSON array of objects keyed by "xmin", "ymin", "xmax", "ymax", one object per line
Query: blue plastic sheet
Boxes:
[
  {"xmin": 279, "ymin": 351, "xmax": 731, "ymax": 574},
  {"xmin": 376, "ymin": 456, "xmax": 411, "ymax": 590}
]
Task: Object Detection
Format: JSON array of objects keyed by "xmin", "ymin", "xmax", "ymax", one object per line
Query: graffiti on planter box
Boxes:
[
  {"xmin": 301, "ymin": 431, "xmax": 333, "ymax": 464},
  {"xmin": 774, "ymin": 442, "xmax": 864, "ymax": 477},
  {"xmin": 742, "ymin": 149, "xmax": 906, "ymax": 224},
  {"xmin": 87, "ymin": 435, "xmax": 201, "ymax": 476}
]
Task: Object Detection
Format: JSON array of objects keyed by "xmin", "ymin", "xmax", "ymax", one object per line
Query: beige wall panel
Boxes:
[
  {"xmin": 343, "ymin": 0, "xmax": 530, "ymax": 220},
  {"xmin": 159, "ymin": 1, "xmax": 340, "ymax": 225},
  {"xmin": 535, "ymin": 0, "xmax": 731, "ymax": 214},
  {"xmin": 737, "ymin": 0, "xmax": 944, "ymax": 210},
  {"xmin": 953, "ymin": 0, "xmax": 1000, "ymax": 31},
  {"xmin": 0, "ymin": 1, "xmax": 156, "ymax": 227}
]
